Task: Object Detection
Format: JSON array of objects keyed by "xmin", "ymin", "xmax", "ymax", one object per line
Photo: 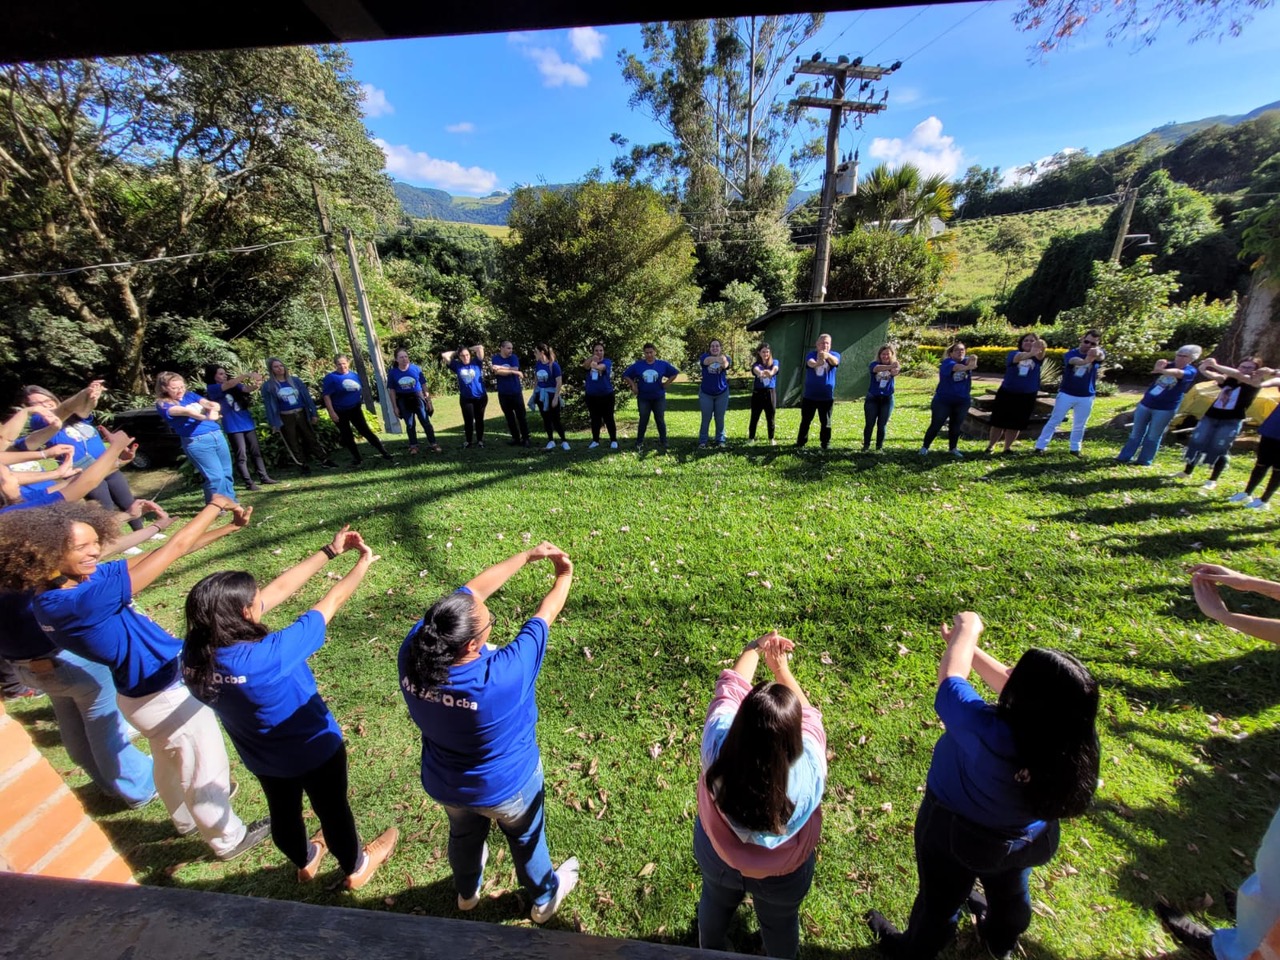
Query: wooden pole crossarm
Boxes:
[{"xmin": 789, "ymin": 96, "xmax": 887, "ymax": 113}]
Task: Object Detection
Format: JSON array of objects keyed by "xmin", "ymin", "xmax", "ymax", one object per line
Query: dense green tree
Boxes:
[
  {"xmin": 1058, "ymin": 257, "xmax": 1180, "ymax": 363},
  {"xmin": 1152, "ymin": 112, "xmax": 1280, "ymax": 192},
  {"xmin": 986, "ymin": 220, "xmax": 1035, "ymax": 299},
  {"xmin": 499, "ymin": 177, "xmax": 701, "ymax": 370},
  {"xmin": 799, "ymin": 229, "xmax": 947, "ymax": 308},
  {"xmin": 685, "ymin": 279, "xmax": 768, "ymax": 367},
  {"xmin": 1218, "ymin": 155, "xmax": 1280, "ymax": 361},
  {"xmin": 838, "ymin": 163, "xmax": 955, "ymax": 235},
  {"xmin": 952, "ymin": 165, "xmax": 1003, "ymax": 218},
  {"xmin": 1004, "ymin": 230, "xmax": 1110, "ymax": 324}
]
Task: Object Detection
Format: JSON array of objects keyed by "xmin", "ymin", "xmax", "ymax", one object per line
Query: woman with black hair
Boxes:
[
  {"xmin": 533, "ymin": 343, "xmax": 569, "ymax": 451},
  {"xmin": 748, "ymin": 343, "xmax": 780, "ymax": 445},
  {"xmin": 398, "ymin": 542, "xmax": 577, "ymax": 924},
  {"xmin": 866, "ymin": 612, "xmax": 1100, "ymax": 960},
  {"xmin": 695, "ymin": 630, "xmax": 826, "ymax": 958},
  {"xmin": 442, "ymin": 344, "xmax": 488, "ymax": 448},
  {"xmin": 204, "ymin": 364, "xmax": 275, "ymax": 490},
  {"xmin": 182, "ymin": 526, "xmax": 398, "ymax": 889}
]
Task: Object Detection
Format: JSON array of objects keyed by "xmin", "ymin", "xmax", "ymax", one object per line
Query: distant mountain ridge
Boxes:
[{"xmin": 1124, "ymin": 100, "xmax": 1280, "ymax": 148}]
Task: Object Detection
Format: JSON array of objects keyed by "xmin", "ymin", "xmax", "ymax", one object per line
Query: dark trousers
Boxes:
[
  {"xmin": 394, "ymin": 394, "xmax": 435, "ymax": 446},
  {"xmin": 87, "ymin": 469, "xmax": 142, "ymax": 530},
  {"xmin": 923, "ymin": 397, "xmax": 968, "ymax": 452},
  {"xmin": 864, "ymin": 395, "xmax": 894, "ymax": 449},
  {"xmin": 256, "ymin": 744, "xmax": 362, "ymax": 875},
  {"xmin": 459, "ymin": 394, "xmax": 488, "ymax": 443},
  {"xmin": 795, "ymin": 398, "xmax": 832, "ymax": 448},
  {"xmin": 536, "ymin": 397, "xmax": 566, "ymax": 441},
  {"xmin": 335, "ymin": 405, "xmax": 390, "ymax": 459},
  {"xmin": 749, "ymin": 388, "xmax": 777, "ymax": 440},
  {"xmin": 1246, "ymin": 462, "xmax": 1280, "ymax": 503},
  {"xmin": 586, "ymin": 393, "xmax": 617, "ymax": 442},
  {"xmin": 498, "ymin": 392, "xmax": 530, "ymax": 443},
  {"xmin": 279, "ymin": 413, "xmax": 327, "ymax": 464},
  {"xmin": 636, "ymin": 396, "xmax": 667, "ymax": 444},
  {"xmin": 0, "ymin": 656, "xmax": 32, "ymax": 697},
  {"xmin": 897, "ymin": 791, "xmax": 1059, "ymax": 959},
  {"xmin": 228, "ymin": 428, "xmax": 271, "ymax": 481}
]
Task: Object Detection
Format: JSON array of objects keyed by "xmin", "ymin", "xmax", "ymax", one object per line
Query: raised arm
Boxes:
[
  {"xmin": 54, "ymin": 429, "xmax": 134, "ymax": 503},
  {"xmin": 1192, "ymin": 564, "xmax": 1280, "ymax": 603},
  {"xmin": 440, "ymin": 349, "xmax": 457, "ymax": 365},
  {"xmin": 126, "ymin": 496, "xmax": 237, "ymax": 595},
  {"xmin": 938, "ymin": 611, "xmax": 984, "ymax": 683},
  {"xmin": 731, "ymin": 636, "xmax": 762, "ymax": 683},
  {"xmin": 0, "ymin": 408, "xmax": 32, "ymax": 448},
  {"xmin": 52, "ymin": 381, "xmax": 105, "ymax": 422},
  {"xmin": 310, "ymin": 531, "xmax": 379, "ymax": 624},
  {"xmin": 1193, "ymin": 576, "xmax": 1280, "ymax": 646},
  {"xmin": 971, "ymin": 647, "xmax": 1012, "ymax": 694},
  {"xmin": 471, "ymin": 344, "xmax": 486, "ymax": 361},
  {"xmin": 761, "ymin": 631, "xmax": 810, "ymax": 708},
  {"xmin": 21, "ymin": 414, "xmax": 66, "ymax": 450},
  {"xmin": 258, "ymin": 524, "xmax": 353, "ymax": 614},
  {"xmin": 531, "ymin": 548, "xmax": 573, "ymax": 626},
  {"xmin": 104, "ymin": 500, "xmax": 175, "ymax": 555}
]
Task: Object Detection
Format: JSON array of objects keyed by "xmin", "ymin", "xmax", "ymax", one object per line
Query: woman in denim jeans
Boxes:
[
  {"xmin": 1116, "ymin": 345, "xmax": 1202, "ymax": 465},
  {"xmin": 867, "ymin": 613, "xmax": 1100, "ymax": 960},
  {"xmin": 399, "ymin": 542, "xmax": 577, "ymax": 923}
]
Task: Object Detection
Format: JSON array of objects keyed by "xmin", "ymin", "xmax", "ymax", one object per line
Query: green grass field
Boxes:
[{"xmin": 10, "ymin": 379, "xmax": 1280, "ymax": 959}]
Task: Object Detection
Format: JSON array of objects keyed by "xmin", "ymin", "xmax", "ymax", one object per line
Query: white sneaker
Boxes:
[
  {"xmin": 1201, "ymin": 480, "xmax": 1218, "ymax": 490},
  {"xmin": 1229, "ymin": 492, "xmax": 1251, "ymax": 503},
  {"xmin": 122, "ymin": 546, "xmax": 144, "ymax": 557},
  {"xmin": 457, "ymin": 843, "xmax": 488, "ymax": 911},
  {"xmin": 545, "ymin": 441, "xmax": 556, "ymax": 450},
  {"xmin": 149, "ymin": 532, "xmax": 168, "ymax": 541},
  {"xmin": 609, "ymin": 441, "xmax": 618, "ymax": 449},
  {"xmin": 561, "ymin": 441, "xmax": 570, "ymax": 451},
  {"xmin": 588, "ymin": 441, "xmax": 599, "ymax": 449},
  {"xmin": 530, "ymin": 857, "xmax": 579, "ymax": 924},
  {"xmin": 1248, "ymin": 498, "xmax": 1271, "ymax": 510}
]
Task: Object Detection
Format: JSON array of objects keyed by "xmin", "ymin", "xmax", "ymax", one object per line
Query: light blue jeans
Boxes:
[
  {"xmin": 14, "ymin": 651, "xmax": 155, "ymax": 805},
  {"xmin": 439, "ymin": 761, "xmax": 558, "ymax": 907},
  {"xmin": 699, "ymin": 390, "xmax": 730, "ymax": 444},
  {"xmin": 1035, "ymin": 393, "xmax": 1095, "ymax": 452},
  {"xmin": 1117, "ymin": 403, "xmax": 1178, "ymax": 465},
  {"xmin": 1184, "ymin": 417, "xmax": 1244, "ymax": 467},
  {"xmin": 183, "ymin": 430, "xmax": 237, "ymax": 502}
]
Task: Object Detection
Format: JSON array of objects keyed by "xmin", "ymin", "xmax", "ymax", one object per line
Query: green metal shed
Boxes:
[{"xmin": 745, "ymin": 299, "xmax": 912, "ymax": 406}]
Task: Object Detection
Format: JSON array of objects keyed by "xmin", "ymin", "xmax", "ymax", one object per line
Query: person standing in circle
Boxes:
[
  {"xmin": 985, "ymin": 333, "xmax": 1047, "ymax": 455},
  {"xmin": 261, "ymin": 359, "xmax": 338, "ymax": 475},
  {"xmin": 442, "ymin": 344, "xmax": 489, "ymax": 449},
  {"xmin": 322, "ymin": 355, "xmax": 397, "ymax": 465},
  {"xmin": 1034, "ymin": 331, "xmax": 1105, "ymax": 456},
  {"xmin": 863, "ymin": 345, "xmax": 900, "ymax": 453},
  {"xmin": 389, "ymin": 349, "xmax": 440, "ymax": 455},
  {"xmin": 623, "ymin": 344, "xmax": 679, "ymax": 453},
  {"xmin": 920, "ymin": 343, "xmax": 978, "ymax": 458},
  {"xmin": 580, "ymin": 343, "xmax": 618, "ymax": 450},
  {"xmin": 795, "ymin": 334, "xmax": 840, "ymax": 450},
  {"xmin": 532, "ymin": 344, "xmax": 569, "ymax": 451},
  {"xmin": 491, "ymin": 341, "xmax": 532, "ymax": 448},
  {"xmin": 697, "ymin": 340, "xmax": 733, "ymax": 449},
  {"xmin": 205, "ymin": 366, "xmax": 276, "ymax": 490},
  {"xmin": 749, "ymin": 344, "xmax": 780, "ymax": 445},
  {"xmin": 156, "ymin": 372, "xmax": 238, "ymax": 503},
  {"xmin": 1115, "ymin": 345, "xmax": 1202, "ymax": 466},
  {"xmin": 1178, "ymin": 356, "xmax": 1273, "ymax": 489}
]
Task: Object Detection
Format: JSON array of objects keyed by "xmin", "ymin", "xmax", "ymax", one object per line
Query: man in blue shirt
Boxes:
[
  {"xmin": 795, "ymin": 333, "xmax": 841, "ymax": 450},
  {"xmin": 491, "ymin": 341, "xmax": 532, "ymax": 447},
  {"xmin": 1034, "ymin": 331, "xmax": 1105, "ymax": 455},
  {"xmin": 623, "ymin": 344, "xmax": 679, "ymax": 452}
]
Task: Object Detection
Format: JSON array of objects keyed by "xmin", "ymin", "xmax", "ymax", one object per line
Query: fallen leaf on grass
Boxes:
[
  {"xmin": 638, "ymin": 862, "xmax": 656, "ymax": 878},
  {"xmin": 649, "ymin": 743, "xmax": 662, "ymax": 759}
]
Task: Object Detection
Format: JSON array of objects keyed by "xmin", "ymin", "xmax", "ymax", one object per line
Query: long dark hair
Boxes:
[
  {"xmin": 705, "ymin": 681, "xmax": 803, "ymax": 834},
  {"xmin": 998, "ymin": 648, "xmax": 1100, "ymax": 820},
  {"xmin": 183, "ymin": 571, "xmax": 269, "ymax": 702},
  {"xmin": 404, "ymin": 591, "xmax": 484, "ymax": 688}
]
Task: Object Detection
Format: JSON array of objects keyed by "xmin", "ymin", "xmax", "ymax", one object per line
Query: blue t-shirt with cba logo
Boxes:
[
  {"xmin": 935, "ymin": 357, "xmax": 973, "ymax": 403},
  {"xmin": 1059, "ymin": 348, "xmax": 1101, "ymax": 398},
  {"xmin": 867, "ymin": 361, "xmax": 895, "ymax": 398},
  {"xmin": 803, "ymin": 351, "xmax": 841, "ymax": 401}
]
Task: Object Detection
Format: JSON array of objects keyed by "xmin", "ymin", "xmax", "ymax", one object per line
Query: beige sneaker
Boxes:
[
  {"xmin": 344, "ymin": 827, "xmax": 399, "ymax": 891},
  {"xmin": 529, "ymin": 857, "xmax": 579, "ymax": 924},
  {"xmin": 297, "ymin": 832, "xmax": 327, "ymax": 882}
]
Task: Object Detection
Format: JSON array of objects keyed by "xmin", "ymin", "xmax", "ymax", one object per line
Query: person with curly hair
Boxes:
[{"xmin": 0, "ymin": 496, "xmax": 270, "ymax": 861}]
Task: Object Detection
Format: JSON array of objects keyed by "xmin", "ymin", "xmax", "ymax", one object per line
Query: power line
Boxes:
[
  {"xmin": 900, "ymin": 1, "xmax": 997, "ymax": 63},
  {"xmin": 862, "ymin": 8, "xmax": 927, "ymax": 59}
]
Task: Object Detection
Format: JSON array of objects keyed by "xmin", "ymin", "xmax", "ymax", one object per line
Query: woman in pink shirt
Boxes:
[{"xmin": 695, "ymin": 630, "xmax": 826, "ymax": 959}]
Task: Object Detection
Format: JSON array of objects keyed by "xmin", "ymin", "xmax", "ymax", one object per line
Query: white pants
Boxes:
[
  {"xmin": 1035, "ymin": 393, "xmax": 1095, "ymax": 451},
  {"xmin": 117, "ymin": 682, "xmax": 245, "ymax": 857}
]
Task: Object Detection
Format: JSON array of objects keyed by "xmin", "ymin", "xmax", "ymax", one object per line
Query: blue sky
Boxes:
[{"xmin": 347, "ymin": 1, "xmax": 1280, "ymax": 196}]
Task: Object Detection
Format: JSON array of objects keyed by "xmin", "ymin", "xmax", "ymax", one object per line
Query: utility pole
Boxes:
[
  {"xmin": 342, "ymin": 228, "xmax": 399, "ymax": 433},
  {"xmin": 312, "ymin": 183, "xmax": 374, "ymax": 406},
  {"xmin": 1109, "ymin": 183, "xmax": 1140, "ymax": 262},
  {"xmin": 790, "ymin": 55, "xmax": 899, "ymax": 303}
]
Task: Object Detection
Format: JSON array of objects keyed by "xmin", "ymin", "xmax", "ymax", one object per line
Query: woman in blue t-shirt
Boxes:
[
  {"xmin": 749, "ymin": 343, "xmax": 780, "ymax": 445},
  {"xmin": 442, "ymin": 344, "xmax": 488, "ymax": 448},
  {"xmin": 532, "ymin": 343, "xmax": 569, "ymax": 450},
  {"xmin": 156, "ymin": 371, "xmax": 238, "ymax": 504},
  {"xmin": 388, "ymin": 348, "xmax": 440, "ymax": 454},
  {"xmin": 399, "ymin": 543, "xmax": 578, "ymax": 924},
  {"xmin": 920, "ymin": 343, "xmax": 978, "ymax": 458},
  {"xmin": 698, "ymin": 339, "xmax": 733, "ymax": 448},
  {"xmin": 985, "ymin": 334, "xmax": 1047, "ymax": 454},
  {"xmin": 866, "ymin": 613, "xmax": 1100, "ymax": 960},
  {"xmin": 183, "ymin": 526, "xmax": 398, "ymax": 890},
  {"xmin": 204, "ymin": 365, "xmax": 276, "ymax": 490},
  {"xmin": 580, "ymin": 342, "xmax": 618, "ymax": 449},
  {"xmin": 1116, "ymin": 345, "xmax": 1202, "ymax": 466},
  {"xmin": 260, "ymin": 358, "xmax": 338, "ymax": 476},
  {"xmin": 623, "ymin": 344, "xmax": 680, "ymax": 452},
  {"xmin": 863, "ymin": 345, "xmax": 900, "ymax": 452}
]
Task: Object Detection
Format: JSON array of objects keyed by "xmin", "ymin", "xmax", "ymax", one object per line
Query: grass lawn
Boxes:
[{"xmin": 10, "ymin": 378, "xmax": 1280, "ymax": 959}]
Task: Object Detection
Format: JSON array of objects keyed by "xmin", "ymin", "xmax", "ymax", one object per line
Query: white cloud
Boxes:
[
  {"xmin": 868, "ymin": 116, "xmax": 965, "ymax": 179},
  {"xmin": 374, "ymin": 139, "xmax": 500, "ymax": 195},
  {"xmin": 1000, "ymin": 147, "xmax": 1084, "ymax": 187},
  {"xmin": 507, "ymin": 32, "xmax": 536, "ymax": 45},
  {"xmin": 359, "ymin": 83, "xmax": 393, "ymax": 118},
  {"xmin": 445, "ymin": 121, "xmax": 476, "ymax": 134},
  {"xmin": 525, "ymin": 46, "xmax": 590, "ymax": 87},
  {"xmin": 568, "ymin": 27, "xmax": 606, "ymax": 62}
]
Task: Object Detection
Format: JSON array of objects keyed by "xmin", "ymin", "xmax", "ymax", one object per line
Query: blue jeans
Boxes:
[
  {"xmin": 864, "ymin": 395, "xmax": 894, "ymax": 449},
  {"xmin": 1185, "ymin": 417, "xmax": 1243, "ymax": 468},
  {"xmin": 13, "ymin": 651, "xmax": 155, "ymax": 805},
  {"xmin": 898, "ymin": 791, "xmax": 1059, "ymax": 959},
  {"xmin": 1117, "ymin": 403, "xmax": 1177, "ymax": 465},
  {"xmin": 183, "ymin": 430, "xmax": 237, "ymax": 502},
  {"xmin": 636, "ymin": 396, "xmax": 668, "ymax": 445},
  {"xmin": 699, "ymin": 391, "xmax": 730, "ymax": 444},
  {"xmin": 439, "ymin": 761, "xmax": 558, "ymax": 907},
  {"xmin": 693, "ymin": 817, "xmax": 816, "ymax": 959},
  {"xmin": 923, "ymin": 397, "xmax": 968, "ymax": 451}
]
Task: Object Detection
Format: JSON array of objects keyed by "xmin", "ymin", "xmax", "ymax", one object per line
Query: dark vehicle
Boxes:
[{"xmin": 108, "ymin": 408, "xmax": 184, "ymax": 470}]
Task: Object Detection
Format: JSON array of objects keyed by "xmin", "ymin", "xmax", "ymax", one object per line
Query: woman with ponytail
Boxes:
[
  {"xmin": 866, "ymin": 613, "xmax": 1100, "ymax": 960},
  {"xmin": 182, "ymin": 525, "xmax": 398, "ymax": 889},
  {"xmin": 399, "ymin": 542, "xmax": 577, "ymax": 924},
  {"xmin": 694, "ymin": 630, "xmax": 826, "ymax": 959}
]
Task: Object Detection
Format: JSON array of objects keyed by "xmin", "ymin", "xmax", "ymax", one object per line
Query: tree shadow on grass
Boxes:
[{"xmin": 1101, "ymin": 646, "xmax": 1280, "ymax": 719}]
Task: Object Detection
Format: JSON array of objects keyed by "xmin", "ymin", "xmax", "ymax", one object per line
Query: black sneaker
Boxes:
[
  {"xmin": 1155, "ymin": 902, "xmax": 1215, "ymax": 957},
  {"xmin": 865, "ymin": 910, "xmax": 905, "ymax": 958},
  {"xmin": 967, "ymin": 890, "xmax": 1014, "ymax": 959},
  {"xmin": 218, "ymin": 817, "xmax": 271, "ymax": 861},
  {"xmin": 321, "ymin": 458, "xmax": 340, "ymax": 468}
]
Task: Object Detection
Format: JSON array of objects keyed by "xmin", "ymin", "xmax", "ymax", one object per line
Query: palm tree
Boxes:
[{"xmin": 837, "ymin": 162, "xmax": 955, "ymax": 236}]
